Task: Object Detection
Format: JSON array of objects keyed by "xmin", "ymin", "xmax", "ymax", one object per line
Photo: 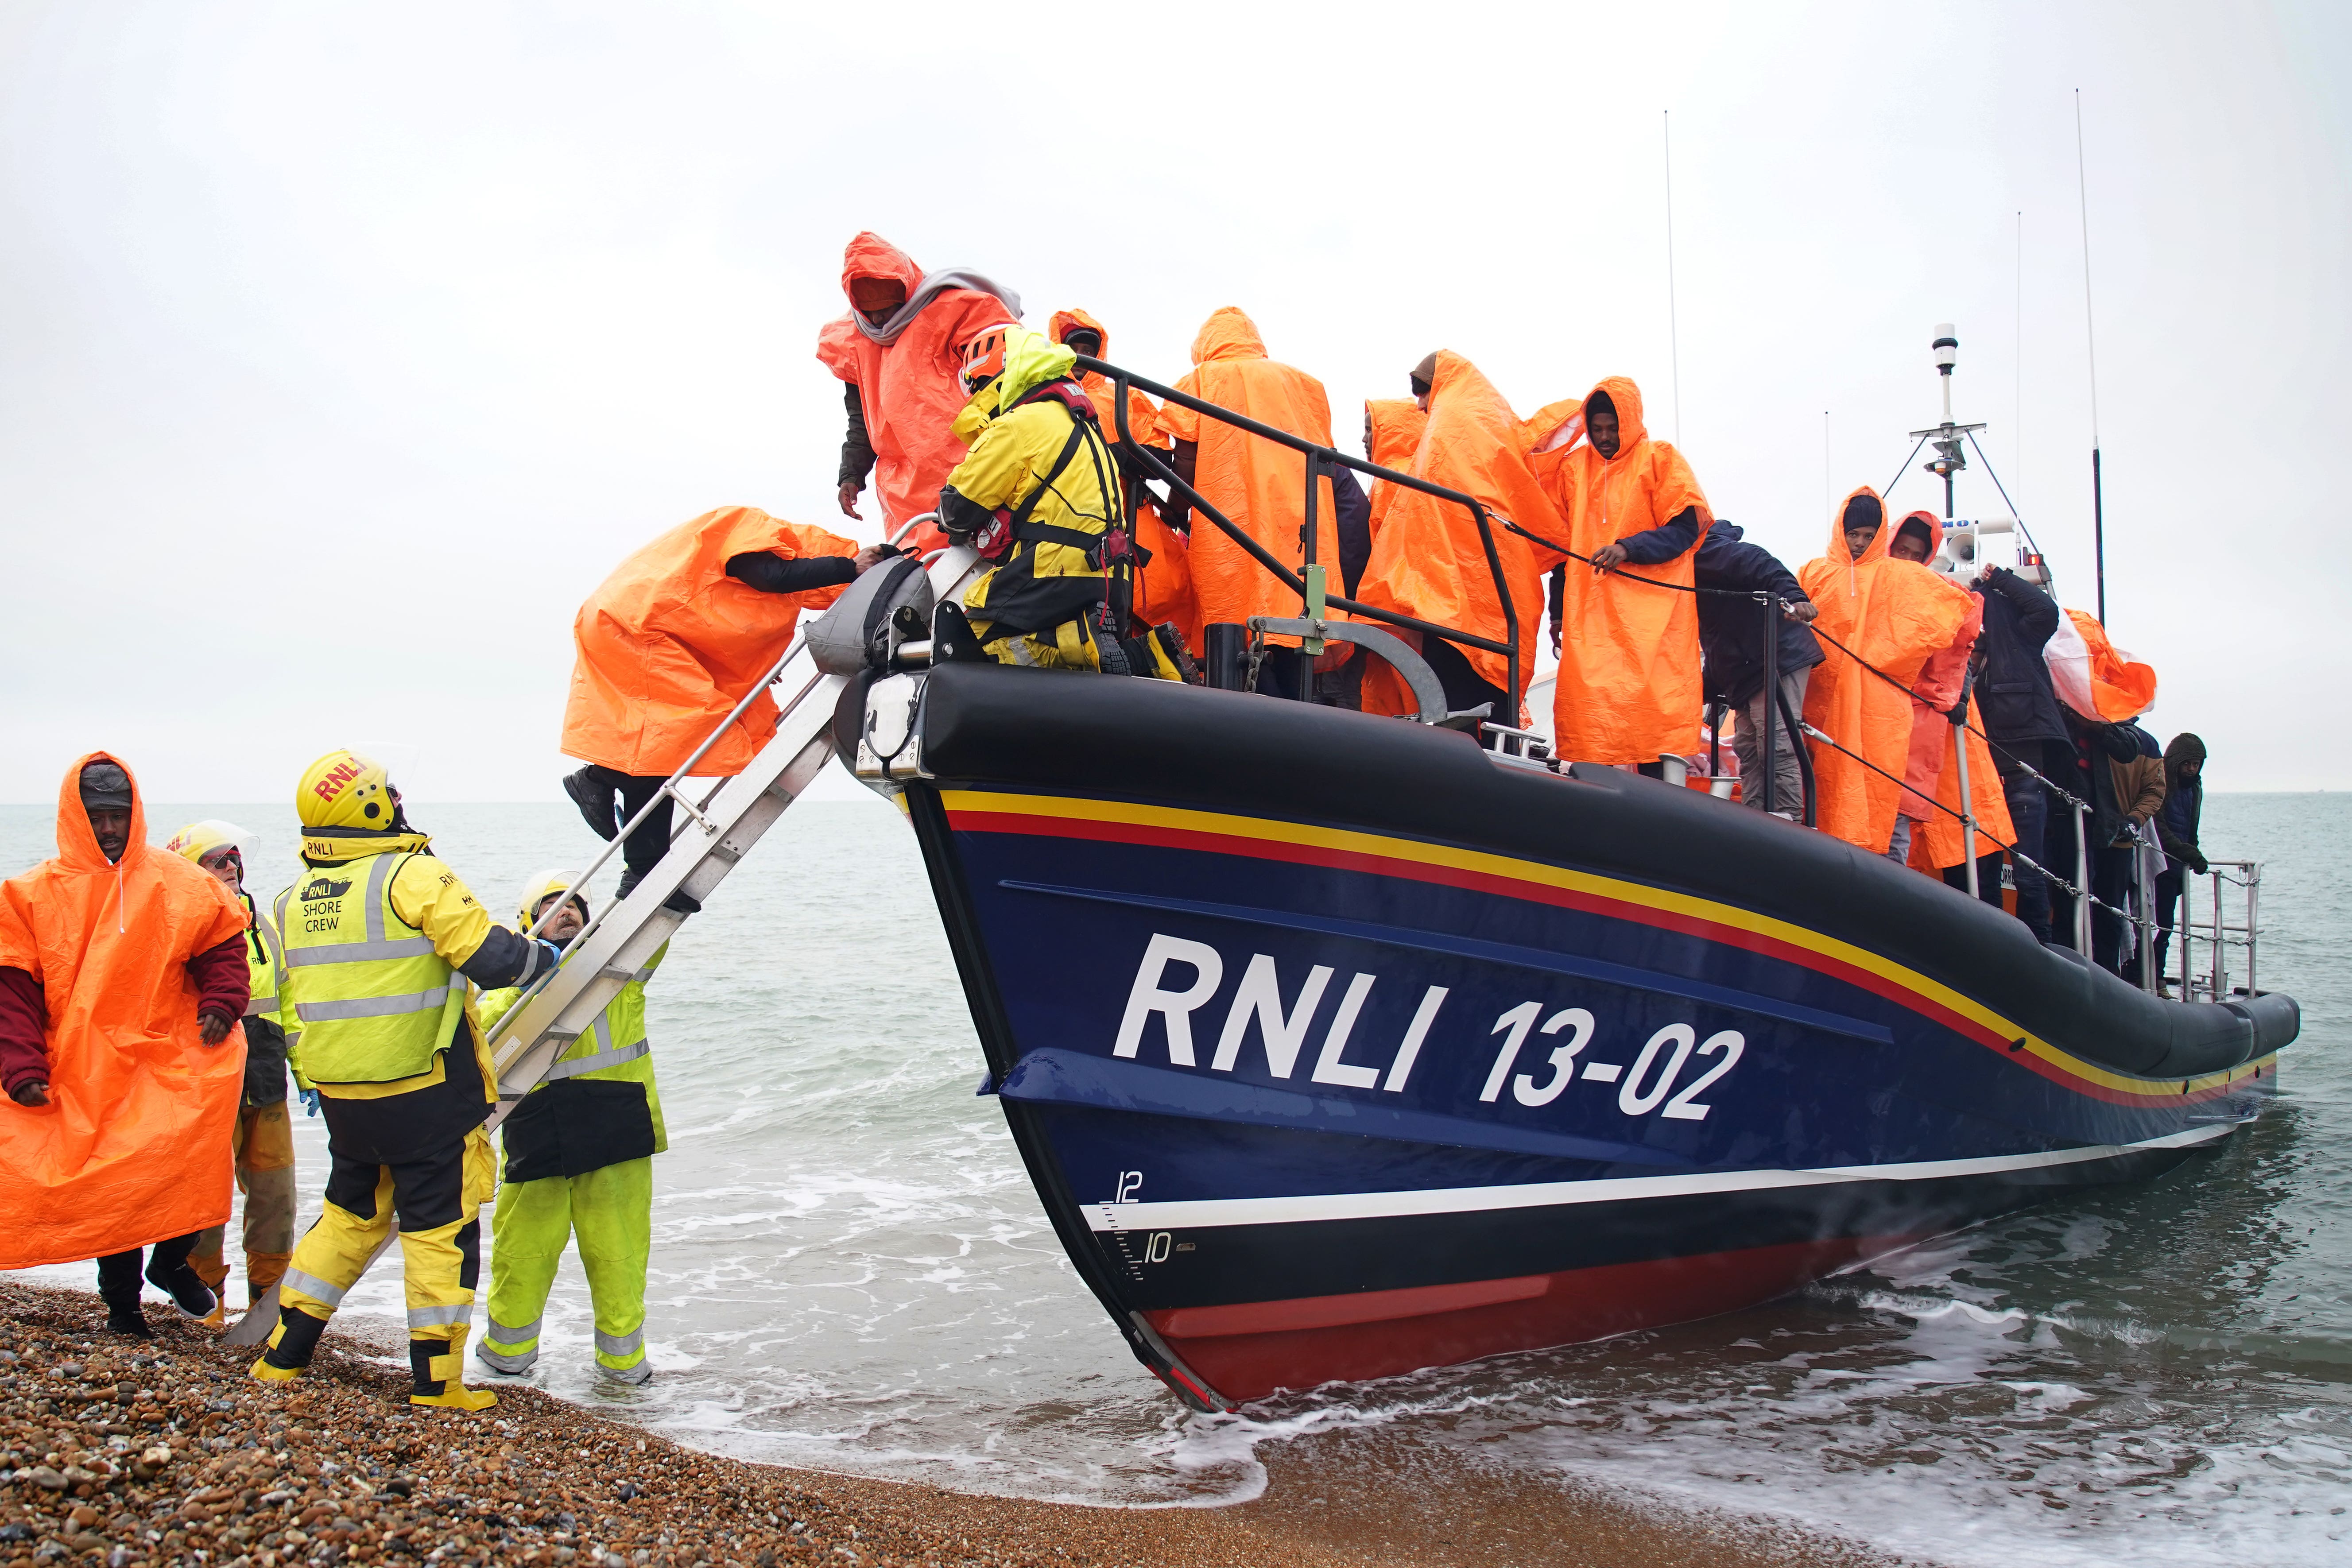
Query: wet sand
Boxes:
[{"xmin": 0, "ymin": 1282, "xmax": 1914, "ymax": 1567}]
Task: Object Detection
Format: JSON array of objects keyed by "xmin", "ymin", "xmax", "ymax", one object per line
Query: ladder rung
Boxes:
[{"xmin": 597, "ymin": 964, "xmax": 635, "ymax": 980}]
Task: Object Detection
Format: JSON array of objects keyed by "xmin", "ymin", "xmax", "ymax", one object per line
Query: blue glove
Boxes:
[
  {"xmin": 537, "ymin": 939, "xmax": 566, "ymax": 972},
  {"xmin": 300, "ymin": 1088, "xmax": 321, "ymax": 1118}
]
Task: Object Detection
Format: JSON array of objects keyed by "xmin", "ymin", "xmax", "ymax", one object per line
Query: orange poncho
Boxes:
[
  {"xmin": 1887, "ymin": 515, "xmax": 2015, "ymax": 867},
  {"xmin": 1051, "ymin": 308, "xmax": 1199, "ymax": 651},
  {"xmin": 1527, "ymin": 378, "xmax": 1711, "ymax": 764},
  {"xmin": 1798, "ymin": 490, "xmax": 1977, "ymax": 852},
  {"xmin": 0, "ymin": 754, "xmax": 248, "ymax": 1268},
  {"xmin": 1364, "ymin": 398, "xmax": 1428, "ymax": 541},
  {"xmin": 562, "ymin": 506, "xmax": 858, "ymax": 778},
  {"xmin": 1154, "ymin": 309, "xmax": 1341, "ymax": 634},
  {"xmin": 1356, "ymin": 353, "xmax": 1554, "ymax": 715},
  {"xmin": 815, "ymin": 233, "xmax": 1018, "ymax": 542}
]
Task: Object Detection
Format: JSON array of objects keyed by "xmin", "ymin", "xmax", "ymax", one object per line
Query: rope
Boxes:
[{"xmin": 1797, "ymin": 717, "xmax": 2161, "ymax": 935}]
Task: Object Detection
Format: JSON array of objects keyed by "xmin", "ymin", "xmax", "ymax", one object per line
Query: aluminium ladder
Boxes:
[{"xmin": 224, "ymin": 532, "xmax": 973, "ymax": 1347}]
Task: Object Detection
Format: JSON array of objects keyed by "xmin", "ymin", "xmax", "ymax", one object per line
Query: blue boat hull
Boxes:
[{"xmin": 872, "ymin": 665, "xmax": 2292, "ymax": 1407}]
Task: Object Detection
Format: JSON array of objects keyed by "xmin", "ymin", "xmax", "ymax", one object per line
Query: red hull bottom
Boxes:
[{"xmin": 1145, "ymin": 1234, "xmax": 1923, "ymax": 1405}]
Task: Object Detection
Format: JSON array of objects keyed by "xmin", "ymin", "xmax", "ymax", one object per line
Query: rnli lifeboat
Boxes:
[{"xmin": 826, "ymin": 360, "xmax": 2299, "ymax": 1411}]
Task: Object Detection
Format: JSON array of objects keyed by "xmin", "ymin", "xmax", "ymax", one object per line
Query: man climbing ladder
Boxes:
[{"xmin": 475, "ymin": 871, "xmax": 668, "ymax": 1385}]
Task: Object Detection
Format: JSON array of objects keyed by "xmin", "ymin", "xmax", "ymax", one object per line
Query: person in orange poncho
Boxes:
[
  {"xmin": 1356, "ymin": 352, "xmax": 1554, "ymax": 721},
  {"xmin": 1799, "ymin": 492, "xmax": 1977, "ymax": 853},
  {"xmin": 1883, "ymin": 512, "xmax": 2015, "ymax": 902},
  {"xmin": 1525, "ymin": 377, "xmax": 1711, "ymax": 767},
  {"xmin": 561, "ymin": 507, "xmax": 881, "ymax": 907},
  {"xmin": 1363, "ymin": 397, "xmax": 1427, "ymax": 544},
  {"xmin": 816, "ymin": 232, "xmax": 1020, "ymax": 551},
  {"xmin": 0, "ymin": 754, "xmax": 249, "ymax": 1336},
  {"xmin": 1155, "ymin": 308, "xmax": 1343, "ymax": 700},
  {"xmin": 1050, "ymin": 308, "xmax": 1201, "ymax": 654}
]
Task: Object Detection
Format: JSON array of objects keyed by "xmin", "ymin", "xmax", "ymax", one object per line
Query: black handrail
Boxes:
[{"xmin": 1078, "ymin": 355, "xmax": 1521, "ymax": 706}]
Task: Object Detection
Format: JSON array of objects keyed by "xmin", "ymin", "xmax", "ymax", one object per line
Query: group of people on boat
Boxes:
[
  {"xmin": 564, "ymin": 231, "xmax": 2215, "ymax": 977},
  {"xmin": 2, "ymin": 229, "xmax": 2217, "ymax": 1417}
]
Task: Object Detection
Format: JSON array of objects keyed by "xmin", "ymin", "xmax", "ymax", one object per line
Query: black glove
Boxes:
[
  {"xmin": 938, "ymin": 484, "xmax": 995, "ymax": 542},
  {"xmin": 2191, "ymin": 851, "xmax": 2210, "ymax": 875}
]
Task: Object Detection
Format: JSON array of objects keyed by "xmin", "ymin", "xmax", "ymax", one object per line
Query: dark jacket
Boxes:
[
  {"xmin": 1972, "ymin": 567, "xmax": 2066, "ymax": 753},
  {"xmin": 2159, "ymin": 732, "xmax": 2207, "ymax": 873},
  {"xmin": 2063, "ymin": 706, "xmax": 2148, "ymax": 848},
  {"xmin": 1332, "ymin": 466, "xmax": 1372, "ymax": 599},
  {"xmin": 1691, "ymin": 521, "xmax": 1823, "ymax": 706}
]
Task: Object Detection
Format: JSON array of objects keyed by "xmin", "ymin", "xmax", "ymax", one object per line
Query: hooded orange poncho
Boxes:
[
  {"xmin": 1527, "ymin": 377, "xmax": 1710, "ymax": 764},
  {"xmin": 0, "ymin": 753, "xmax": 248, "ymax": 1268},
  {"xmin": 1050, "ymin": 308, "xmax": 1200, "ymax": 650},
  {"xmin": 1799, "ymin": 491, "xmax": 1977, "ymax": 852},
  {"xmin": 1154, "ymin": 308, "xmax": 1341, "ymax": 634},
  {"xmin": 1887, "ymin": 514, "xmax": 2016, "ymax": 868},
  {"xmin": 1364, "ymin": 398, "xmax": 1428, "ymax": 542},
  {"xmin": 562, "ymin": 506, "xmax": 858, "ymax": 778},
  {"xmin": 816, "ymin": 232, "xmax": 1018, "ymax": 543},
  {"xmin": 1355, "ymin": 353, "xmax": 1554, "ymax": 716}
]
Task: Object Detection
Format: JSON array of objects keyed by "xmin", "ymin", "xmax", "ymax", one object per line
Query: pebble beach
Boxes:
[{"xmin": 0, "ymin": 1282, "xmax": 1907, "ymax": 1568}]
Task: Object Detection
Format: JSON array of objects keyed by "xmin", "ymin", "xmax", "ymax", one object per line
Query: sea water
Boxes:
[{"xmin": 4, "ymin": 791, "xmax": 2344, "ymax": 1565}]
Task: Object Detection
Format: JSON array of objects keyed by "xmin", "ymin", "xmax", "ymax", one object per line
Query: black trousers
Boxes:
[
  {"xmin": 1420, "ymin": 637, "xmax": 1508, "ymax": 724},
  {"xmin": 2154, "ymin": 864, "xmax": 2188, "ymax": 978},
  {"xmin": 2090, "ymin": 844, "xmax": 2136, "ymax": 976},
  {"xmin": 96, "ymin": 1233, "xmax": 199, "ymax": 1305},
  {"xmin": 578, "ymin": 766, "xmax": 674, "ymax": 891},
  {"xmin": 1941, "ymin": 853, "xmax": 2007, "ymax": 911}
]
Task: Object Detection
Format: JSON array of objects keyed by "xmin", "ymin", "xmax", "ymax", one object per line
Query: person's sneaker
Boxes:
[
  {"xmin": 105, "ymin": 1301, "xmax": 152, "ymax": 1340},
  {"xmin": 144, "ymin": 1258, "xmax": 217, "ymax": 1320},
  {"xmin": 562, "ymin": 767, "xmax": 621, "ymax": 842}
]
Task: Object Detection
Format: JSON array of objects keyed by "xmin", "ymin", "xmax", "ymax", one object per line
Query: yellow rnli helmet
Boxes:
[
  {"xmin": 164, "ymin": 818, "xmax": 249, "ymax": 864},
  {"xmin": 515, "ymin": 868, "xmax": 591, "ymax": 930},
  {"xmin": 297, "ymin": 749, "xmax": 395, "ymax": 830}
]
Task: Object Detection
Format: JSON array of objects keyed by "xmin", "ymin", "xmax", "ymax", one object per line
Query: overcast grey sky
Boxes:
[{"xmin": 4, "ymin": 0, "xmax": 2345, "ymax": 807}]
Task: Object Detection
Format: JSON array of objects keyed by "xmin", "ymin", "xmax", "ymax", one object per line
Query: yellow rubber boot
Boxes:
[
  {"xmin": 251, "ymin": 1306, "xmax": 326, "ymax": 1383},
  {"xmin": 409, "ymin": 1328, "xmax": 497, "ymax": 1412}
]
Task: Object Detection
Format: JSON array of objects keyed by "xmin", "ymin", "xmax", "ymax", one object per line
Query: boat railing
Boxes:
[
  {"xmin": 2181, "ymin": 858, "xmax": 2262, "ymax": 1000},
  {"xmin": 1076, "ymin": 354, "xmax": 1520, "ymax": 717}
]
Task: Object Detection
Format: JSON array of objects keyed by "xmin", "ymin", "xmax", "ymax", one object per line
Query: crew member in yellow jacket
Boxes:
[
  {"xmin": 252, "ymin": 751, "xmax": 564, "ymax": 1412},
  {"xmin": 475, "ymin": 871, "xmax": 667, "ymax": 1385},
  {"xmin": 939, "ymin": 327, "xmax": 1182, "ymax": 679}
]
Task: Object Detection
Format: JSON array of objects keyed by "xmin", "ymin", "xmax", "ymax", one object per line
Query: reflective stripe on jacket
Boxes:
[
  {"xmin": 240, "ymin": 889, "xmax": 285, "ymax": 1023},
  {"xmin": 477, "ymin": 941, "xmax": 667, "ymax": 1155},
  {"xmin": 276, "ymin": 851, "xmax": 465, "ymax": 1085}
]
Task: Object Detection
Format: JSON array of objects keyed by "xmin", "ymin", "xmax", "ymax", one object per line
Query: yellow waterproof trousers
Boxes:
[
  {"xmin": 278, "ymin": 1126, "xmax": 495, "ymax": 1389},
  {"xmin": 191, "ymin": 1100, "xmax": 298, "ymax": 1309},
  {"xmin": 479, "ymin": 1157, "xmax": 652, "ymax": 1383}
]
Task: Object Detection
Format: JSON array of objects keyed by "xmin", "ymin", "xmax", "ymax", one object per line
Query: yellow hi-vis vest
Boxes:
[
  {"xmin": 240, "ymin": 889, "xmax": 285, "ymax": 1026},
  {"xmin": 478, "ymin": 941, "xmax": 669, "ymax": 1153},
  {"xmin": 276, "ymin": 850, "xmax": 466, "ymax": 1085}
]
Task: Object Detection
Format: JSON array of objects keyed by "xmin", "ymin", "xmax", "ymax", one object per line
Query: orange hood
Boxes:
[
  {"xmin": 1365, "ymin": 398, "xmax": 1426, "ymax": 470},
  {"xmin": 1895, "ymin": 507, "xmax": 1944, "ymax": 563},
  {"xmin": 1828, "ymin": 485, "xmax": 1892, "ymax": 568},
  {"xmin": 1189, "ymin": 307, "xmax": 1267, "ymax": 367},
  {"xmin": 839, "ymin": 231, "xmax": 923, "ymax": 301},
  {"xmin": 1049, "ymin": 308, "xmax": 1109, "ymax": 355},
  {"xmin": 1583, "ymin": 376, "xmax": 1647, "ymax": 459},
  {"xmin": 53, "ymin": 749, "xmax": 147, "ymax": 876}
]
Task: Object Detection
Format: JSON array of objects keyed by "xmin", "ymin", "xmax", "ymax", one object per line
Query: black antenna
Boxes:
[{"xmin": 2075, "ymin": 89, "xmax": 2106, "ymax": 623}]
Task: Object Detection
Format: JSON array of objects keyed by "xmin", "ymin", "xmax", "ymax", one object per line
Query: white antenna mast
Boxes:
[{"xmin": 1665, "ymin": 109, "xmax": 1682, "ymax": 446}]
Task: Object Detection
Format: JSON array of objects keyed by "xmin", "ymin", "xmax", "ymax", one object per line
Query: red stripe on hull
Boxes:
[
  {"xmin": 949, "ymin": 807, "xmax": 2229, "ymax": 1110},
  {"xmin": 1144, "ymin": 1234, "xmax": 1920, "ymax": 1404}
]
